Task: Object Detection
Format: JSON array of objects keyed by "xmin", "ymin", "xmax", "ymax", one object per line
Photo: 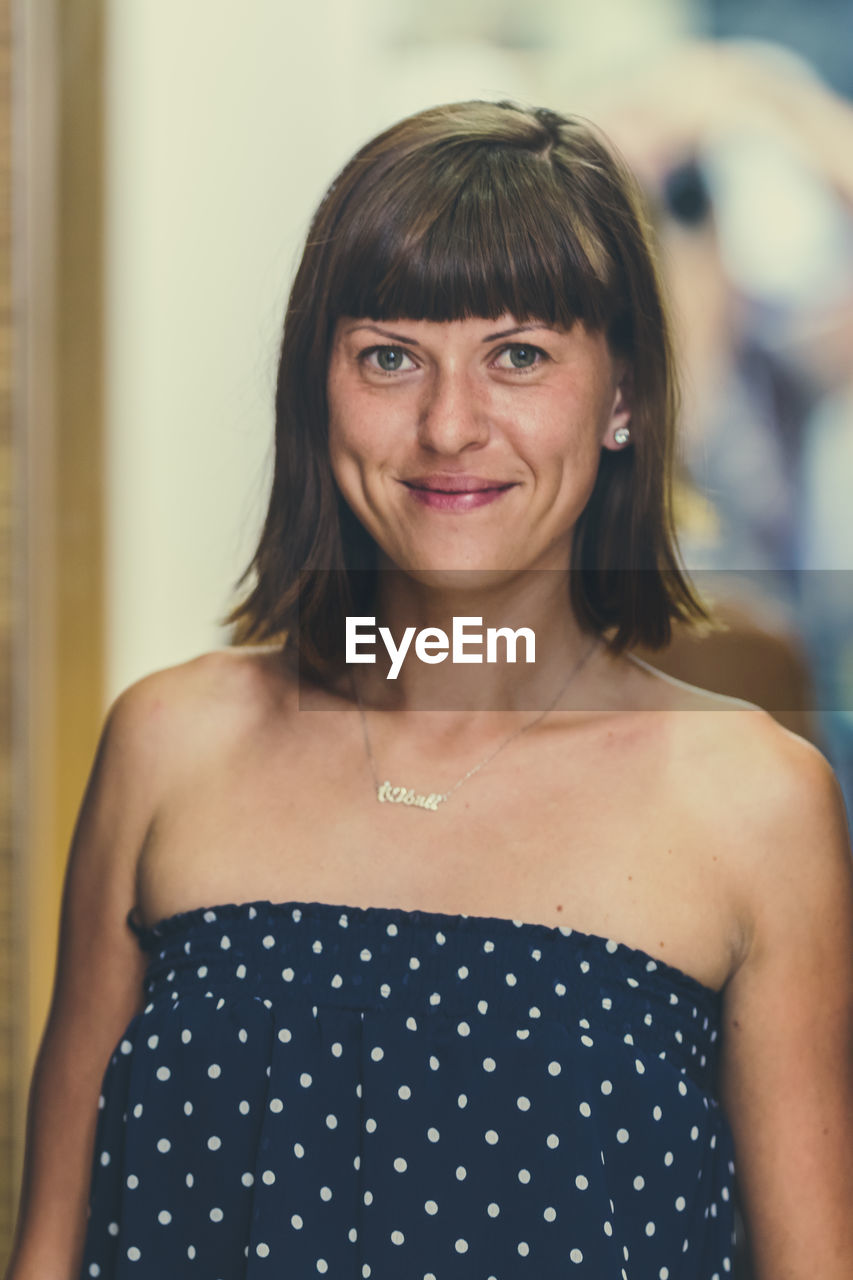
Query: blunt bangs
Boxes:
[{"xmin": 323, "ymin": 141, "xmax": 621, "ymax": 335}]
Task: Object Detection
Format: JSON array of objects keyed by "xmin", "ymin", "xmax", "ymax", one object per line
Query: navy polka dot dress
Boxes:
[{"xmin": 78, "ymin": 899, "xmax": 737, "ymax": 1278}]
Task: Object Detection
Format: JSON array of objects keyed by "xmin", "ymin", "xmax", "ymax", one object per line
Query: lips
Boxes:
[
  {"xmin": 403, "ymin": 474, "xmax": 515, "ymax": 494},
  {"xmin": 401, "ymin": 475, "xmax": 516, "ymax": 512}
]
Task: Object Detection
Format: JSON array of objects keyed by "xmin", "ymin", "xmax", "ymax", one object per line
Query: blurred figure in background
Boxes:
[{"xmin": 595, "ymin": 39, "xmax": 853, "ymax": 816}]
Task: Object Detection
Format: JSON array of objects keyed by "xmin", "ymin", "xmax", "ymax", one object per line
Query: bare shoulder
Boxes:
[
  {"xmin": 674, "ymin": 700, "xmax": 852, "ymax": 972},
  {"xmin": 110, "ymin": 644, "xmax": 293, "ymax": 773}
]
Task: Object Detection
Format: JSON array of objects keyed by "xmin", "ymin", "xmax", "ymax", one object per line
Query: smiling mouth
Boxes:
[
  {"xmin": 399, "ymin": 479, "xmax": 517, "ymax": 512},
  {"xmin": 402, "ymin": 480, "xmax": 516, "ymax": 494}
]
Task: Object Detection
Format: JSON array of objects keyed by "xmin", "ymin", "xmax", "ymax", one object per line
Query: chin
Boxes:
[{"xmin": 390, "ymin": 564, "xmax": 527, "ymax": 594}]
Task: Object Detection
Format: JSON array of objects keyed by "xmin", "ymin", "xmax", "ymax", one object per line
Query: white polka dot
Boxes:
[
  {"xmin": 575, "ymin": 1174, "xmax": 588, "ymax": 1190},
  {"xmin": 292, "ymin": 1214, "xmax": 303, "ymax": 1228},
  {"xmin": 483, "ymin": 1057, "xmax": 496, "ymax": 1072},
  {"xmin": 485, "ymin": 1128, "xmax": 499, "ymax": 1144},
  {"xmin": 300, "ymin": 1072, "xmax": 313, "ymax": 1087},
  {"xmin": 394, "ymin": 1156, "xmax": 407, "ymax": 1172},
  {"xmin": 457, "ymin": 1021, "xmax": 470, "ymax": 1036},
  {"xmin": 282, "ymin": 967, "xmax": 294, "ymax": 981},
  {"xmin": 398, "ymin": 1085, "xmax": 411, "ymax": 1100},
  {"xmin": 600, "ymin": 1079, "xmax": 613, "ymax": 1095},
  {"xmin": 548, "ymin": 1061, "xmax": 561, "ymax": 1076},
  {"xmin": 257, "ymin": 1243, "xmax": 270, "ymax": 1257},
  {"xmin": 616, "ymin": 1128, "xmax": 630, "ymax": 1143},
  {"xmin": 517, "ymin": 1095, "xmax": 531, "ymax": 1111},
  {"xmin": 456, "ymin": 1165, "xmax": 467, "ymax": 1180},
  {"xmin": 571, "ymin": 1247, "xmax": 584, "ymax": 1263},
  {"xmin": 127, "ymin": 1174, "xmax": 139, "ymax": 1189},
  {"xmin": 158, "ymin": 1210, "xmax": 172, "ymax": 1225},
  {"xmin": 518, "ymin": 1241, "xmax": 530, "ymax": 1256},
  {"xmin": 209, "ymin": 1207, "xmax": 223, "ymax": 1222},
  {"xmin": 427, "ymin": 1126, "xmax": 440, "ymax": 1142},
  {"xmin": 242, "ymin": 1172, "xmax": 254, "ymax": 1186},
  {"xmin": 132, "ymin": 1103, "xmax": 143, "ymax": 1118},
  {"xmin": 184, "ymin": 1101, "xmax": 193, "ymax": 1116},
  {"xmin": 239, "ymin": 1099, "xmax": 250, "ymax": 1115},
  {"xmin": 262, "ymin": 1170, "xmax": 275, "ymax": 1185},
  {"xmin": 208, "ymin": 1063, "xmax": 221, "ymax": 1079},
  {"xmin": 579, "ymin": 1101, "xmax": 591, "ymax": 1117},
  {"xmin": 546, "ymin": 1133, "xmax": 559, "ymax": 1149},
  {"xmin": 544, "ymin": 1206, "xmax": 557, "ymax": 1222},
  {"xmin": 316, "ymin": 1258, "xmax": 328, "ymax": 1273},
  {"xmin": 156, "ymin": 1066, "xmax": 170, "ymax": 1081},
  {"xmin": 207, "ymin": 1136, "xmax": 221, "ymax": 1151},
  {"xmin": 646, "ymin": 1221, "xmax": 656, "ymax": 1236},
  {"xmin": 127, "ymin": 1246, "xmax": 141, "ymax": 1261},
  {"xmin": 391, "ymin": 1229, "xmax": 404, "ymax": 1245},
  {"xmin": 156, "ymin": 1138, "xmax": 171, "ymax": 1153},
  {"xmin": 488, "ymin": 1201, "xmax": 500, "ymax": 1217},
  {"xmin": 294, "ymin": 1142, "xmax": 304, "ymax": 1157},
  {"xmin": 455, "ymin": 1239, "xmax": 469, "ymax": 1254},
  {"xmin": 320, "ymin": 1185, "xmax": 332, "ymax": 1201},
  {"xmin": 425, "ymin": 1199, "xmax": 438, "ymax": 1214},
  {"xmin": 675, "ymin": 1196, "xmax": 686, "ymax": 1211},
  {"xmin": 634, "ymin": 1175, "xmax": 645, "ymax": 1190},
  {"xmin": 518, "ymin": 1168, "xmax": 531, "ymax": 1183}
]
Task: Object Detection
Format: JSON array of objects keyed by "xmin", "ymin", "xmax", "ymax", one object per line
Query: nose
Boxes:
[{"xmin": 416, "ymin": 366, "xmax": 490, "ymax": 454}]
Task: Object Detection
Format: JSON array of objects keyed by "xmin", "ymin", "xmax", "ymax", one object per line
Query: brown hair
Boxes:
[{"xmin": 222, "ymin": 99, "xmax": 714, "ymax": 676}]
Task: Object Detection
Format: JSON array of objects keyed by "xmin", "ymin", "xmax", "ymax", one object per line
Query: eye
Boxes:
[
  {"xmin": 361, "ymin": 345, "xmax": 416, "ymax": 374},
  {"xmin": 493, "ymin": 343, "xmax": 548, "ymax": 372}
]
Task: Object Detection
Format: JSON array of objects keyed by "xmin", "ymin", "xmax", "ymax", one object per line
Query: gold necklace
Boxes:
[{"xmin": 352, "ymin": 637, "xmax": 601, "ymax": 812}]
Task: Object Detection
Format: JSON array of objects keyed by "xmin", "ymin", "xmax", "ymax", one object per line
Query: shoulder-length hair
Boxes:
[{"xmin": 222, "ymin": 99, "xmax": 713, "ymax": 677}]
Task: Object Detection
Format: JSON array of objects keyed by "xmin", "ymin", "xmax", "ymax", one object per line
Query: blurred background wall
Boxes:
[{"xmin": 3, "ymin": 0, "xmax": 853, "ymax": 1266}]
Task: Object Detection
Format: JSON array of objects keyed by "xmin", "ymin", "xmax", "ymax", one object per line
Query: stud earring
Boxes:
[{"xmin": 613, "ymin": 426, "xmax": 631, "ymax": 446}]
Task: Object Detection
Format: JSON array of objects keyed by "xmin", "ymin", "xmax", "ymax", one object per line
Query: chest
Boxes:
[{"xmin": 135, "ymin": 703, "xmax": 738, "ymax": 990}]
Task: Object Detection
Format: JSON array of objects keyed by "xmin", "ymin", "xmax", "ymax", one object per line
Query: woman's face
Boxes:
[{"xmin": 326, "ymin": 312, "xmax": 632, "ymax": 578}]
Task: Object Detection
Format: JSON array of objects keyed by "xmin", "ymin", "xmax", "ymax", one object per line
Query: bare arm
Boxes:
[
  {"xmin": 720, "ymin": 728, "xmax": 853, "ymax": 1278},
  {"xmin": 5, "ymin": 672, "xmax": 177, "ymax": 1280}
]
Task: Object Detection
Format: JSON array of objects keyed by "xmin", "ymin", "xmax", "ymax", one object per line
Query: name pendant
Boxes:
[{"xmin": 376, "ymin": 780, "xmax": 446, "ymax": 812}]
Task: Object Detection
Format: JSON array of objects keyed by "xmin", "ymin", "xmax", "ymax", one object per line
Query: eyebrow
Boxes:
[{"xmin": 343, "ymin": 322, "xmax": 556, "ymax": 344}]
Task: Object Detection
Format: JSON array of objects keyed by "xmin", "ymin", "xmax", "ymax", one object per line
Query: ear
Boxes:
[{"xmin": 601, "ymin": 363, "xmax": 633, "ymax": 451}]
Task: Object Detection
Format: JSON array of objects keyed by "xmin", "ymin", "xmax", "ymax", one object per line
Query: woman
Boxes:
[{"xmin": 7, "ymin": 100, "xmax": 853, "ymax": 1280}]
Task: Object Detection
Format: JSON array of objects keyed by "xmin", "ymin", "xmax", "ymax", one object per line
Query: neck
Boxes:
[{"xmin": 347, "ymin": 566, "xmax": 605, "ymax": 714}]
